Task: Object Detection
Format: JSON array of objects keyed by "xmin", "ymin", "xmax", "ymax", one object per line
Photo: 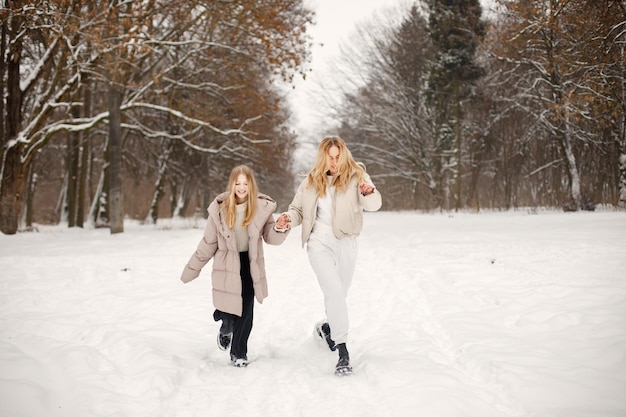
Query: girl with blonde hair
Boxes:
[
  {"xmin": 276, "ymin": 136, "xmax": 382, "ymax": 375},
  {"xmin": 181, "ymin": 165, "xmax": 289, "ymax": 367}
]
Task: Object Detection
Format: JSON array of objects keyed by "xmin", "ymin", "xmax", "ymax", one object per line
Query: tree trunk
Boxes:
[
  {"xmin": 0, "ymin": 2, "xmax": 6, "ymax": 146},
  {"xmin": 146, "ymin": 175, "xmax": 164, "ymax": 225},
  {"xmin": 77, "ymin": 135, "xmax": 88, "ymax": 228},
  {"xmin": 617, "ymin": 32, "xmax": 626, "ymax": 207},
  {"xmin": 24, "ymin": 163, "xmax": 36, "ymax": 229},
  {"xmin": 107, "ymin": 85, "xmax": 124, "ymax": 234},
  {"xmin": 88, "ymin": 165, "xmax": 106, "ymax": 226},
  {"xmin": 146, "ymin": 144, "xmax": 172, "ymax": 224},
  {"xmin": 561, "ymin": 112, "xmax": 582, "ymax": 209},
  {"xmin": 0, "ymin": 148, "xmax": 28, "ymax": 234},
  {"xmin": 66, "ymin": 114, "xmax": 80, "ymax": 227},
  {"xmin": 172, "ymin": 178, "xmax": 195, "ymax": 218},
  {"xmin": 453, "ymin": 85, "xmax": 462, "ymax": 212},
  {"xmin": 77, "ymin": 79, "xmax": 93, "ymax": 228},
  {"xmin": 619, "ymin": 153, "xmax": 626, "ymax": 207},
  {"xmin": 0, "ymin": 11, "xmax": 25, "ymax": 235}
]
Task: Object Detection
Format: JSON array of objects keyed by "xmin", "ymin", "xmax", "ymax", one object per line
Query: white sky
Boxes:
[
  {"xmin": 286, "ymin": 0, "xmax": 409, "ymax": 168},
  {"xmin": 288, "ymin": 0, "xmax": 404, "ymax": 128}
]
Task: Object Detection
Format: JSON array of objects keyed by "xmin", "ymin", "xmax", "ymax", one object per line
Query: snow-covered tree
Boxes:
[
  {"xmin": 489, "ymin": 0, "xmax": 625, "ymax": 210},
  {"xmin": 0, "ymin": 0, "xmax": 312, "ymax": 234},
  {"xmin": 426, "ymin": 0, "xmax": 485, "ymax": 211}
]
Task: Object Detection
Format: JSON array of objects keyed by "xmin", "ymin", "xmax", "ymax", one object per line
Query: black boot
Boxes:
[
  {"xmin": 335, "ymin": 343, "xmax": 353, "ymax": 376},
  {"xmin": 217, "ymin": 317, "xmax": 234, "ymax": 351},
  {"xmin": 230, "ymin": 353, "xmax": 249, "ymax": 368},
  {"xmin": 315, "ymin": 321, "xmax": 336, "ymax": 351}
]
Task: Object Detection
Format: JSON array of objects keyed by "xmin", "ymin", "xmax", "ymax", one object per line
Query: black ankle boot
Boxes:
[
  {"xmin": 220, "ymin": 317, "xmax": 234, "ymax": 335},
  {"xmin": 217, "ymin": 318, "xmax": 234, "ymax": 351},
  {"xmin": 335, "ymin": 343, "xmax": 352, "ymax": 376},
  {"xmin": 337, "ymin": 343, "xmax": 349, "ymax": 360},
  {"xmin": 315, "ymin": 321, "xmax": 336, "ymax": 351}
]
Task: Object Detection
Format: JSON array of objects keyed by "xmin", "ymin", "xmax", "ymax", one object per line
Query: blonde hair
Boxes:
[
  {"xmin": 223, "ymin": 165, "xmax": 258, "ymax": 229},
  {"xmin": 307, "ymin": 136, "xmax": 365, "ymax": 196}
]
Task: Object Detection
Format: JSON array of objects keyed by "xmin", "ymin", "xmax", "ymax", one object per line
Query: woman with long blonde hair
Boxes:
[
  {"xmin": 181, "ymin": 165, "xmax": 289, "ymax": 367},
  {"xmin": 276, "ymin": 136, "xmax": 382, "ymax": 375}
]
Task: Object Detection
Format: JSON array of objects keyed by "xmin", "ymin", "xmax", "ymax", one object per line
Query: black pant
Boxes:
[{"xmin": 214, "ymin": 251, "xmax": 254, "ymax": 359}]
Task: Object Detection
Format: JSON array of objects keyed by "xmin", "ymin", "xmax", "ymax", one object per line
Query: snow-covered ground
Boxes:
[{"xmin": 1, "ymin": 209, "xmax": 625, "ymax": 417}]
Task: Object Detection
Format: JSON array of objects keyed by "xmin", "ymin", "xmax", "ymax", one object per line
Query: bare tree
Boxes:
[
  {"xmin": 490, "ymin": 0, "xmax": 625, "ymax": 210},
  {"xmin": 1, "ymin": 0, "xmax": 312, "ymax": 234},
  {"xmin": 331, "ymin": 0, "xmax": 623, "ymax": 211}
]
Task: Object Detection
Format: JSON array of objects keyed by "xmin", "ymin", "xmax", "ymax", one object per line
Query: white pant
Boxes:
[{"xmin": 307, "ymin": 226, "xmax": 358, "ymax": 345}]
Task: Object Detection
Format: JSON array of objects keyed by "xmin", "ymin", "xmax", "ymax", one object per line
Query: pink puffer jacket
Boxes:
[{"xmin": 180, "ymin": 192, "xmax": 288, "ymax": 316}]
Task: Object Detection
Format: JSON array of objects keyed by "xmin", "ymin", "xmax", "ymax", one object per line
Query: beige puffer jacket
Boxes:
[
  {"xmin": 285, "ymin": 168, "xmax": 382, "ymax": 246},
  {"xmin": 180, "ymin": 192, "xmax": 288, "ymax": 316}
]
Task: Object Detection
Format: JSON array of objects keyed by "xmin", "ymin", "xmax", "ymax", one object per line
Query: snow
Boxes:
[{"xmin": 1, "ymin": 209, "xmax": 625, "ymax": 417}]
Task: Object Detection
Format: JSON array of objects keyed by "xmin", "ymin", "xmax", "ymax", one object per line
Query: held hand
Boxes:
[
  {"xmin": 360, "ymin": 183, "xmax": 375, "ymax": 196},
  {"xmin": 275, "ymin": 213, "xmax": 291, "ymax": 231}
]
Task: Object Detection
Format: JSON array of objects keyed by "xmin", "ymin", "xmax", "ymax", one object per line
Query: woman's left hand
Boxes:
[{"xmin": 275, "ymin": 213, "xmax": 291, "ymax": 231}]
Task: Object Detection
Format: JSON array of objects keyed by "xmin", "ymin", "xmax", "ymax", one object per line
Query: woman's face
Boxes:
[
  {"xmin": 326, "ymin": 145, "xmax": 340, "ymax": 175},
  {"xmin": 234, "ymin": 173, "xmax": 249, "ymax": 203}
]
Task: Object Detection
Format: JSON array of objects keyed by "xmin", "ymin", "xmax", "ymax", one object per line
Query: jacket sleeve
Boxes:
[
  {"xmin": 262, "ymin": 210, "xmax": 290, "ymax": 245},
  {"xmin": 284, "ymin": 179, "xmax": 306, "ymax": 228},
  {"xmin": 359, "ymin": 172, "xmax": 382, "ymax": 212},
  {"xmin": 180, "ymin": 214, "xmax": 219, "ymax": 283}
]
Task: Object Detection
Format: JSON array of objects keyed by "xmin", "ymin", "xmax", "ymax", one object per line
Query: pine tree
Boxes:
[{"xmin": 427, "ymin": 0, "xmax": 485, "ymax": 210}]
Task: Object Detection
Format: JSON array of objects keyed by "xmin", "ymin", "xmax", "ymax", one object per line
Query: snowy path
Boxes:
[{"xmin": 1, "ymin": 210, "xmax": 625, "ymax": 417}]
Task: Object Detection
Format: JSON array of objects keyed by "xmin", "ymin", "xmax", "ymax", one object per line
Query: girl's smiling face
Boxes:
[{"xmin": 234, "ymin": 173, "xmax": 249, "ymax": 203}]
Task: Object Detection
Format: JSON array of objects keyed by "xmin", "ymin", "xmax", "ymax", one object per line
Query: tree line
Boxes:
[
  {"xmin": 334, "ymin": 0, "xmax": 626, "ymax": 212},
  {"xmin": 0, "ymin": 0, "xmax": 312, "ymax": 235},
  {"xmin": 2, "ymin": 0, "xmax": 625, "ymax": 236}
]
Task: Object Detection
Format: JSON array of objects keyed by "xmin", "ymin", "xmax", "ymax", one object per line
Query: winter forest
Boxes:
[{"xmin": 1, "ymin": 0, "xmax": 626, "ymax": 235}]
